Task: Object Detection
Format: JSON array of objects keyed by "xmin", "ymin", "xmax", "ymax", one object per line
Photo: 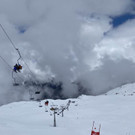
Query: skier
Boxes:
[
  {"xmin": 45, "ymin": 100, "xmax": 49, "ymax": 106},
  {"xmin": 13, "ymin": 64, "xmax": 22, "ymax": 72}
]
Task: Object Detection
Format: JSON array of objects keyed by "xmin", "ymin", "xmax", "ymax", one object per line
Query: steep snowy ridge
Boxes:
[{"xmin": 0, "ymin": 83, "xmax": 135, "ymax": 135}]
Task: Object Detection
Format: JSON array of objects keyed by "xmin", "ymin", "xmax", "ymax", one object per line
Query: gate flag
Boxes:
[
  {"xmin": 91, "ymin": 130, "xmax": 100, "ymax": 135},
  {"xmin": 91, "ymin": 121, "xmax": 101, "ymax": 135}
]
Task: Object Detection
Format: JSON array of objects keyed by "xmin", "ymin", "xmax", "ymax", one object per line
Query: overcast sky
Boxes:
[{"xmin": 0, "ymin": 0, "xmax": 135, "ymax": 104}]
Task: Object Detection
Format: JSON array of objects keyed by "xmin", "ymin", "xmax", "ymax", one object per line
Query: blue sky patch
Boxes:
[
  {"xmin": 111, "ymin": 13, "xmax": 135, "ymax": 27},
  {"xmin": 17, "ymin": 26, "xmax": 27, "ymax": 33}
]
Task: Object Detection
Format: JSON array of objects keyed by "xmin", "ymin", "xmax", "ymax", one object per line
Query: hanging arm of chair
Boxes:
[{"xmin": 16, "ymin": 48, "xmax": 22, "ymax": 63}]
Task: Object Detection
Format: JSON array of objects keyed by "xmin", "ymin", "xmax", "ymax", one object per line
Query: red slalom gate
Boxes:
[{"xmin": 91, "ymin": 121, "xmax": 101, "ymax": 135}]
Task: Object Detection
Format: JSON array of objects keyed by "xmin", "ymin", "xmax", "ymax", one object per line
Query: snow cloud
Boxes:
[{"xmin": 0, "ymin": 0, "xmax": 135, "ymax": 104}]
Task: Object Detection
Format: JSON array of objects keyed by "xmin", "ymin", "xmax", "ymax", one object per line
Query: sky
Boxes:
[{"xmin": 0, "ymin": 0, "xmax": 135, "ymax": 104}]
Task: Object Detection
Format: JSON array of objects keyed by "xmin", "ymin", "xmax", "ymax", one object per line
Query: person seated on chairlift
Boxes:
[{"xmin": 13, "ymin": 63, "xmax": 22, "ymax": 72}]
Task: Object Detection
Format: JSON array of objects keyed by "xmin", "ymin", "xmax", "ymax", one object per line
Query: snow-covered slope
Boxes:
[
  {"xmin": 106, "ymin": 83, "xmax": 135, "ymax": 96},
  {"xmin": 0, "ymin": 83, "xmax": 135, "ymax": 135}
]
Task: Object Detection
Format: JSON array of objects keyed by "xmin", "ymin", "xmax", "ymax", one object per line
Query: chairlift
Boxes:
[
  {"xmin": 35, "ymin": 91, "xmax": 40, "ymax": 94},
  {"xmin": 36, "ymin": 98, "xmax": 40, "ymax": 101},
  {"xmin": 12, "ymin": 63, "xmax": 22, "ymax": 86},
  {"xmin": 13, "ymin": 48, "xmax": 22, "ymax": 73},
  {"xmin": 29, "ymin": 90, "xmax": 34, "ymax": 100},
  {"xmin": 13, "ymin": 63, "xmax": 22, "ymax": 73},
  {"xmin": 36, "ymin": 99, "xmax": 42, "ymax": 107},
  {"xmin": 12, "ymin": 71, "xmax": 20, "ymax": 86},
  {"xmin": 0, "ymin": 24, "xmax": 24, "ymax": 87},
  {"xmin": 13, "ymin": 83, "xmax": 20, "ymax": 86},
  {"xmin": 39, "ymin": 104, "xmax": 43, "ymax": 107},
  {"xmin": 39, "ymin": 101, "xmax": 43, "ymax": 107},
  {"xmin": 30, "ymin": 97, "xmax": 34, "ymax": 100}
]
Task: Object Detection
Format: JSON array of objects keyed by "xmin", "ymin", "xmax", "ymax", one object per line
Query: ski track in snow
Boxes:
[{"xmin": 0, "ymin": 83, "xmax": 135, "ymax": 135}]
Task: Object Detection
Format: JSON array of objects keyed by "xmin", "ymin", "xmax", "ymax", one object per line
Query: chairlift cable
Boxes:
[
  {"xmin": 0, "ymin": 24, "xmax": 18, "ymax": 50},
  {"xmin": 0, "ymin": 24, "xmax": 22, "ymax": 65},
  {"xmin": 0, "ymin": 55, "xmax": 13, "ymax": 70},
  {"xmin": 0, "ymin": 23, "xmax": 40, "ymax": 95},
  {"xmin": 0, "ymin": 23, "xmax": 23, "ymax": 63},
  {"xmin": 0, "ymin": 23, "xmax": 35, "ymax": 78}
]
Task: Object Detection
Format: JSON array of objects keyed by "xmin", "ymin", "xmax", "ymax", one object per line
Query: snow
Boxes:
[
  {"xmin": 0, "ymin": 83, "xmax": 135, "ymax": 135},
  {"xmin": 106, "ymin": 83, "xmax": 135, "ymax": 96}
]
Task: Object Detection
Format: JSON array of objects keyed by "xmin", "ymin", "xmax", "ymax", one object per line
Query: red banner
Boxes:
[{"xmin": 91, "ymin": 131, "xmax": 100, "ymax": 135}]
